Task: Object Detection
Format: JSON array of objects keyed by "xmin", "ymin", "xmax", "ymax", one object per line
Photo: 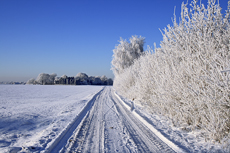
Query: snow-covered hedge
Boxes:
[{"xmin": 112, "ymin": 0, "xmax": 230, "ymax": 144}]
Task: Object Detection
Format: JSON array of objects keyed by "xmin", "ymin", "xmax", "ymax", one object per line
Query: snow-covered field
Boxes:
[{"xmin": 0, "ymin": 85, "xmax": 103, "ymax": 153}]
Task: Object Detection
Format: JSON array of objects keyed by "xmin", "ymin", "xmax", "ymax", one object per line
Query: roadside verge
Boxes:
[{"xmin": 114, "ymin": 91, "xmax": 186, "ymax": 153}]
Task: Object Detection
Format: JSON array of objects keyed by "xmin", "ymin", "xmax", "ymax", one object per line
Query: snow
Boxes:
[
  {"xmin": 0, "ymin": 85, "xmax": 103, "ymax": 153},
  {"xmin": 112, "ymin": 0, "xmax": 230, "ymax": 149},
  {"xmin": 114, "ymin": 92, "xmax": 185, "ymax": 153},
  {"xmin": 50, "ymin": 86, "xmax": 175, "ymax": 153},
  {"xmin": 115, "ymin": 92, "xmax": 229, "ymax": 153},
  {"xmin": 0, "ymin": 85, "xmax": 228, "ymax": 153}
]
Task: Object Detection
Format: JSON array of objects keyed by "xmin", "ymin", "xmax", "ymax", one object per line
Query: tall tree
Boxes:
[{"xmin": 111, "ymin": 35, "xmax": 145, "ymax": 76}]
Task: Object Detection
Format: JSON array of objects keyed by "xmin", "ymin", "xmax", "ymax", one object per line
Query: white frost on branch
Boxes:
[
  {"xmin": 112, "ymin": 0, "xmax": 230, "ymax": 146},
  {"xmin": 111, "ymin": 35, "xmax": 145, "ymax": 75}
]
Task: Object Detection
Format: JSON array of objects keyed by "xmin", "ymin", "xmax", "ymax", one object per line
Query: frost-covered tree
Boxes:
[
  {"xmin": 35, "ymin": 73, "xmax": 57, "ymax": 85},
  {"xmin": 100, "ymin": 75, "xmax": 108, "ymax": 85},
  {"xmin": 36, "ymin": 73, "xmax": 50, "ymax": 85},
  {"xmin": 49, "ymin": 73, "xmax": 57, "ymax": 82},
  {"xmin": 26, "ymin": 78, "xmax": 35, "ymax": 84},
  {"xmin": 111, "ymin": 35, "xmax": 145, "ymax": 75},
  {"xmin": 107, "ymin": 78, "xmax": 113, "ymax": 85},
  {"xmin": 157, "ymin": 0, "xmax": 230, "ymax": 142},
  {"xmin": 88, "ymin": 76, "xmax": 96, "ymax": 85},
  {"xmin": 113, "ymin": 0, "xmax": 230, "ymax": 145},
  {"xmin": 75, "ymin": 73, "xmax": 89, "ymax": 85},
  {"xmin": 88, "ymin": 76, "xmax": 102, "ymax": 85},
  {"xmin": 61, "ymin": 75, "xmax": 67, "ymax": 78},
  {"xmin": 94, "ymin": 76, "xmax": 102, "ymax": 85},
  {"xmin": 89, "ymin": 75, "xmax": 113, "ymax": 85}
]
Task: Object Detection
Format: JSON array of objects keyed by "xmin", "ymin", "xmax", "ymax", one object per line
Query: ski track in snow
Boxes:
[{"xmin": 48, "ymin": 87, "xmax": 177, "ymax": 153}]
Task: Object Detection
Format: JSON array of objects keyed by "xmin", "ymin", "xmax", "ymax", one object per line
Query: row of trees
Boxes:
[
  {"xmin": 112, "ymin": 0, "xmax": 230, "ymax": 146},
  {"xmin": 27, "ymin": 73, "xmax": 113, "ymax": 85},
  {"xmin": 27, "ymin": 73, "xmax": 57, "ymax": 85}
]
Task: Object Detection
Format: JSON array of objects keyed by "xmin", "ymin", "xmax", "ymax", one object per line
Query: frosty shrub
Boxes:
[
  {"xmin": 113, "ymin": 0, "xmax": 230, "ymax": 144},
  {"xmin": 111, "ymin": 36, "xmax": 145, "ymax": 76}
]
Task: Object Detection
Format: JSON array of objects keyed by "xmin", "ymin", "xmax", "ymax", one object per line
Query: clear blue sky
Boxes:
[{"xmin": 0, "ymin": 0, "xmax": 229, "ymax": 82}]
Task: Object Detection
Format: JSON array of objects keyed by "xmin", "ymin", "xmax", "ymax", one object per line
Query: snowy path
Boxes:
[{"xmin": 47, "ymin": 87, "xmax": 176, "ymax": 153}]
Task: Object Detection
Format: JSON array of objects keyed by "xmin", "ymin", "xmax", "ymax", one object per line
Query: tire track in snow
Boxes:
[
  {"xmin": 45, "ymin": 87, "xmax": 105, "ymax": 153},
  {"xmin": 110, "ymin": 90, "xmax": 175, "ymax": 153},
  {"xmin": 47, "ymin": 87, "xmax": 179, "ymax": 153},
  {"xmin": 67, "ymin": 92, "xmax": 106, "ymax": 153},
  {"xmin": 114, "ymin": 91, "xmax": 186, "ymax": 153}
]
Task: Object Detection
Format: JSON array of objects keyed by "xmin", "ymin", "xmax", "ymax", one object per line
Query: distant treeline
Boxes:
[
  {"xmin": 27, "ymin": 73, "xmax": 113, "ymax": 85},
  {"xmin": 0, "ymin": 81, "xmax": 25, "ymax": 85}
]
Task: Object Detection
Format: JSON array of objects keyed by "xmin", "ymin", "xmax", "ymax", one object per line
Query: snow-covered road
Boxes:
[{"xmin": 47, "ymin": 87, "xmax": 176, "ymax": 153}]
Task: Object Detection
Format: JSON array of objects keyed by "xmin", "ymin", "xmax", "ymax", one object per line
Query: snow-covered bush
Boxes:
[
  {"xmin": 113, "ymin": 0, "xmax": 230, "ymax": 145},
  {"xmin": 111, "ymin": 35, "xmax": 145, "ymax": 75}
]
